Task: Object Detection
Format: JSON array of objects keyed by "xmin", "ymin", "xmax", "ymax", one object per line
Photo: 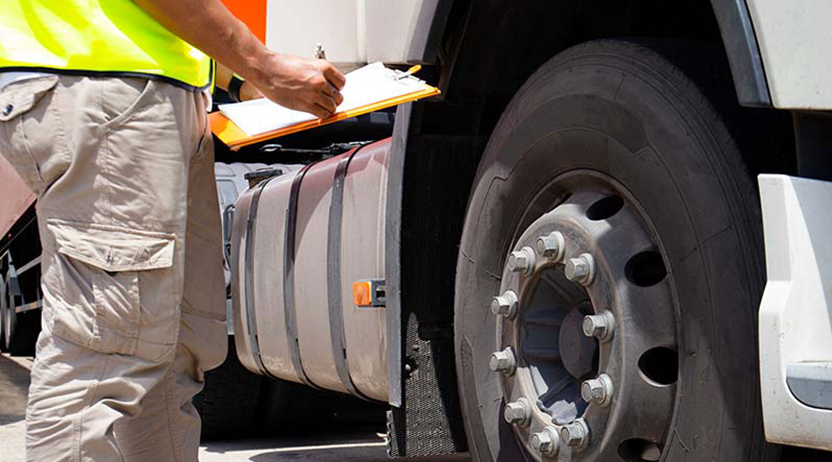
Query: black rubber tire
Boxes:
[
  {"xmin": 3, "ymin": 284, "xmax": 38, "ymax": 356},
  {"xmin": 194, "ymin": 336, "xmax": 263, "ymax": 439},
  {"xmin": 454, "ymin": 39, "xmax": 790, "ymax": 462}
]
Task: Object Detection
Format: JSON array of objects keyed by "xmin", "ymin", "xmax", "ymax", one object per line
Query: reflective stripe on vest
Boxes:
[{"xmin": 0, "ymin": 0, "xmax": 211, "ymax": 89}]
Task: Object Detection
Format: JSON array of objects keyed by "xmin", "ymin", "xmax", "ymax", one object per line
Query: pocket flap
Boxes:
[
  {"xmin": 0, "ymin": 76, "xmax": 59, "ymax": 121},
  {"xmin": 47, "ymin": 219, "xmax": 176, "ymax": 272}
]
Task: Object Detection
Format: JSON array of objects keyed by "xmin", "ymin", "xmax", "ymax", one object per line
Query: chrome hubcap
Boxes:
[{"xmin": 492, "ymin": 171, "xmax": 678, "ymax": 461}]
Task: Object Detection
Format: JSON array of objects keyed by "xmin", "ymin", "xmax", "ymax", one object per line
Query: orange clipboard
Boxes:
[{"xmin": 210, "ymin": 85, "xmax": 440, "ymax": 150}]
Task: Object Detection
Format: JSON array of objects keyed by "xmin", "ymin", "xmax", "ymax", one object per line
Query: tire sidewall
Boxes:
[{"xmin": 455, "ymin": 41, "xmax": 766, "ymax": 462}]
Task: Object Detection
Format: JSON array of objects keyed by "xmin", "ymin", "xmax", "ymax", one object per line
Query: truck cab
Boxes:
[{"xmin": 222, "ymin": 1, "xmax": 832, "ymax": 460}]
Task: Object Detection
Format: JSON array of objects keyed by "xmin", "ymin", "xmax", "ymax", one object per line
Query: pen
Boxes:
[
  {"xmin": 315, "ymin": 43, "xmax": 326, "ymax": 60},
  {"xmin": 395, "ymin": 64, "xmax": 422, "ymax": 81}
]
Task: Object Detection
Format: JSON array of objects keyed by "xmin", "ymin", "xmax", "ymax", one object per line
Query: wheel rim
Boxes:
[
  {"xmin": 4, "ymin": 303, "xmax": 10, "ymax": 345},
  {"xmin": 3, "ymin": 280, "xmax": 11, "ymax": 345},
  {"xmin": 492, "ymin": 170, "xmax": 678, "ymax": 461}
]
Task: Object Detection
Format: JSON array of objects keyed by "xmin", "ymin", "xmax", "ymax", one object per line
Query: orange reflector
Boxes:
[{"xmin": 353, "ymin": 281, "xmax": 372, "ymax": 307}]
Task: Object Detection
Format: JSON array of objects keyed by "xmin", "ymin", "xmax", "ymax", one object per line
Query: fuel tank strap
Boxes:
[
  {"xmin": 283, "ymin": 162, "xmax": 325, "ymax": 391},
  {"xmin": 244, "ymin": 176, "xmax": 279, "ymax": 380},
  {"xmin": 327, "ymin": 143, "xmax": 374, "ymax": 401}
]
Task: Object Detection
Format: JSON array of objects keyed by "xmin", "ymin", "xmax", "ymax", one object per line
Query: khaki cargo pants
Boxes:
[{"xmin": 0, "ymin": 75, "xmax": 228, "ymax": 461}]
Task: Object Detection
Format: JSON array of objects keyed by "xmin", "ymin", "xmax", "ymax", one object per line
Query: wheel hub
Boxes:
[
  {"xmin": 491, "ymin": 171, "xmax": 678, "ymax": 461},
  {"xmin": 558, "ymin": 308, "xmax": 596, "ymax": 380}
]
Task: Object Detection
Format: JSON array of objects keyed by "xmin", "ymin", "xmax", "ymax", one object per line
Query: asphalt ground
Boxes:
[{"xmin": 0, "ymin": 353, "xmax": 469, "ymax": 462}]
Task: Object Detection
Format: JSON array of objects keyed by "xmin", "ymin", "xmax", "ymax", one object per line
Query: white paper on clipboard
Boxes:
[{"xmin": 218, "ymin": 62, "xmax": 431, "ymax": 136}]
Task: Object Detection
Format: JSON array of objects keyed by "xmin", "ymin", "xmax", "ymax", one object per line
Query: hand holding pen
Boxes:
[{"xmin": 250, "ymin": 46, "xmax": 345, "ymax": 119}]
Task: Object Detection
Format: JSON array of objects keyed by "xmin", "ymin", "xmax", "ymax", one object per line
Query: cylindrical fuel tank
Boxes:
[{"xmin": 232, "ymin": 139, "xmax": 390, "ymax": 402}]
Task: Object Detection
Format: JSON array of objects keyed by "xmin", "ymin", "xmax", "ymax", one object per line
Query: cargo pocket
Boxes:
[
  {"xmin": 0, "ymin": 76, "xmax": 66, "ymax": 195},
  {"xmin": 100, "ymin": 78, "xmax": 155, "ymax": 129},
  {"xmin": 46, "ymin": 219, "xmax": 180, "ymax": 362}
]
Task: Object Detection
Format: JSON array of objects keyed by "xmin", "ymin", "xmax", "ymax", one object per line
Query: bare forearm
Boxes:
[
  {"xmin": 132, "ymin": 0, "xmax": 271, "ymax": 86},
  {"xmin": 133, "ymin": 0, "xmax": 346, "ymax": 118}
]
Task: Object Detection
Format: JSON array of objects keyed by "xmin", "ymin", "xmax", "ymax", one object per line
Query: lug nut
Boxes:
[
  {"xmin": 507, "ymin": 247, "xmax": 536, "ymax": 275},
  {"xmin": 491, "ymin": 291, "xmax": 518, "ymax": 319},
  {"xmin": 581, "ymin": 373, "xmax": 614, "ymax": 407},
  {"xmin": 582, "ymin": 310, "xmax": 615, "ymax": 341},
  {"xmin": 504, "ymin": 398, "xmax": 531, "ymax": 427},
  {"xmin": 565, "ymin": 253, "xmax": 595, "ymax": 285},
  {"xmin": 560, "ymin": 419, "xmax": 590, "ymax": 449},
  {"xmin": 489, "ymin": 348, "xmax": 517, "ymax": 375},
  {"xmin": 536, "ymin": 232, "xmax": 565, "ymax": 261},
  {"xmin": 531, "ymin": 426, "xmax": 560, "ymax": 456}
]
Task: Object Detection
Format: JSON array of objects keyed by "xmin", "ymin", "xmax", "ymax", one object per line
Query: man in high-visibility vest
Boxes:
[{"xmin": 0, "ymin": 1, "xmax": 345, "ymax": 460}]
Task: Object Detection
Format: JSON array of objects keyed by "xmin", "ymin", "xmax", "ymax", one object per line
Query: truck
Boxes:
[
  {"xmin": 222, "ymin": 1, "xmax": 832, "ymax": 461},
  {"xmin": 3, "ymin": 0, "xmax": 832, "ymax": 461},
  {"xmin": 0, "ymin": 155, "xmax": 39, "ymax": 356}
]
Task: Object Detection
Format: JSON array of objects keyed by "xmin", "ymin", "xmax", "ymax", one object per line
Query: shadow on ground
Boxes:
[{"xmin": 199, "ymin": 401, "xmax": 471, "ymax": 462}]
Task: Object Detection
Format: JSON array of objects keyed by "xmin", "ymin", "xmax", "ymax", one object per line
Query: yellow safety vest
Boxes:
[{"xmin": 0, "ymin": 0, "xmax": 212, "ymax": 90}]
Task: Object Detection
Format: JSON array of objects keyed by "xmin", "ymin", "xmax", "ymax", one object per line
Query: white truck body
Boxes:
[
  {"xmin": 263, "ymin": 0, "xmax": 832, "ymax": 108},
  {"xmin": 747, "ymin": 0, "xmax": 832, "ymax": 109},
  {"xmin": 758, "ymin": 175, "xmax": 832, "ymax": 451},
  {"xmin": 265, "ymin": 0, "xmax": 426, "ymax": 70},
  {"xmin": 243, "ymin": 0, "xmax": 832, "ymax": 454}
]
